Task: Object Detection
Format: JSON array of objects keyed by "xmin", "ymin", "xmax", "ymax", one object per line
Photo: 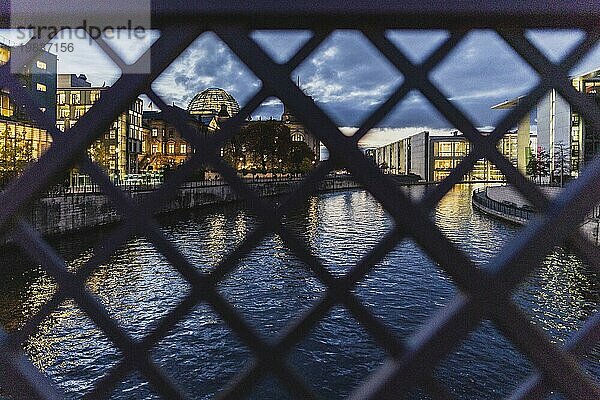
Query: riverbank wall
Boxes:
[
  {"xmin": 1, "ymin": 177, "xmax": 361, "ymax": 244},
  {"xmin": 472, "ymin": 185, "xmax": 600, "ymax": 244}
]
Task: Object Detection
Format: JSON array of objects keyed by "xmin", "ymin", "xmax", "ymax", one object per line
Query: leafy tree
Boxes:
[
  {"xmin": 553, "ymin": 141, "xmax": 570, "ymax": 187},
  {"xmin": 0, "ymin": 128, "xmax": 33, "ymax": 185},
  {"xmin": 289, "ymin": 141, "xmax": 315, "ymax": 173},
  {"xmin": 529, "ymin": 146, "xmax": 550, "ymax": 184},
  {"xmin": 88, "ymin": 140, "xmax": 112, "ymax": 174},
  {"xmin": 223, "ymin": 120, "xmax": 315, "ymax": 173},
  {"xmin": 526, "ymin": 155, "xmax": 538, "ymax": 178}
]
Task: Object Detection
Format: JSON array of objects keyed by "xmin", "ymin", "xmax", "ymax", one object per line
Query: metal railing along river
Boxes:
[
  {"xmin": 38, "ymin": 175, "xmax": 317, "ymax": 197},
  {"xmin": 0, "ymin": 2, "xmax": 599, "ymax": 399},
  {"xmin": 472, "ymin": 187, "xmax": 535, "ymax": 221}
]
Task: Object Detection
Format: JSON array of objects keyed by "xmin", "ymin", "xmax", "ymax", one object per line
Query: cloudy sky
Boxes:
[{"xmin": 3, "ymin": 28, "xmax": 599, "ymax": 148}]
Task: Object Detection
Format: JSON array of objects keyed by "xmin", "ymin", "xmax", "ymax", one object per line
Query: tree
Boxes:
[
  {"xmin": 0, "ymin": 128, "xmax": 34, "ymax": 186},
  {"xmin": 527, "ymin": 146, "xmax": 551, "ymax": 184},
  {"xmin": 289, "ymin": 141, "xmax": 315, "ymax": 173},
  {"xmin": 88, "ymin": 140, "xmax": 112, "ymax": 174},
  {"xmin": 526, "ymin": 154, "xmax": 538, "ymax": 178},
  {"xmin": 531, "ymin": 146, "xmax": 550, "ymax": 184},
  {"xmin": 223, "ymin": 120, "xmax": 315, "ymax": 174},
  {"xmin": 553, "ymin": 141, "xmax": 570, "ymax": 187}
]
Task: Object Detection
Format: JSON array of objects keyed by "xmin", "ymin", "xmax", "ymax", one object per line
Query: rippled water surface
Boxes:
[{"xmin": 0, "ymin": 184, "xmax": 598, "ymax": 399}]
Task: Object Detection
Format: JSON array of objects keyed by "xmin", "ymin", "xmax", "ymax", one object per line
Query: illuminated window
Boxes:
[
  {"xmin": 91, "ymin": 91, "xmax": 101, "ymax": 103},
  {"xmin": 71, "ymin": 92, "xmax": 81, "ymax": 104},
  {"xmin": 36, "ymin": 60, "xmax": 47, "ymax": 70},
  {"xmin": 168, "ymin": 143, "xmax": 175, "ymax": 154},
  {"xmin": 36, "ymin": 83, "xmax": 47, "ymax": 92},
  {"xmin": 151, "ymin": 144, "xmax": 158, "ymax": 154},
  {"xmin": 434, "ymin": 159, "xmax": 454, "ymax": 169},
  {"xmin": 454, "ymin": 141, "xmax": 468, "ymax": 156},
  {"xmin": 180, "ymin": 143, "xmax": 187, "ymax": 153},
  {"xmin": 152, "ymin": 128, "xmax": 158, "ymax": 137},
  {"xmin": 57, "ymin": 92, "xmax": 66, "ymax": 104},
  {"xmin": 0, "ymin": 47, "xmax": 9, "ymax": 64}
]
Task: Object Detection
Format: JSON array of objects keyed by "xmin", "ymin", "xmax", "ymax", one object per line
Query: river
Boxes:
[{"xmin": 0, "ymin": 184, "xmax": 597, "ymax": 399}]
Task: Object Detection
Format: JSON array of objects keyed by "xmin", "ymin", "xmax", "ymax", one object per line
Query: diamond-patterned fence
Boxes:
[{"xmin": 0, "ymin": 2, "xmax": 599, "ymax": 399}]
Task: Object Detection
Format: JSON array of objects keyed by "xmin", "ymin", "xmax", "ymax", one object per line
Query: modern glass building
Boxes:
[
  {"xmin": 536, "ymin": 67, "xmax": 600, "ymax": 177},
  {"xmin": 373, "ymin": 131, "xmax": 520, "ymax": 182},
  {"xmin": 0, "ymin": 42, "xmax": 58, "ymax": 125},
  {"xmin": 0, "ymin": 41, "xmax": 56, "ymax": 182}
]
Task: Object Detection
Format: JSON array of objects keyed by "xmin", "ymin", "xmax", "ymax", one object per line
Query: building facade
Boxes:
[
  {"xmin": 536, "ymin": 67, "xmax": 600, "ymax": 177},
  {"xmin": 141, "ymin": 106, "xmax": 209, "ymax": 172},
  {"xmin": 57, "ymin": 74, "xmax": 143, "ymax": 182},
  {"xmin": 281, "ymin": 104, "xmax": 321, "ymax": 162},
  {"xmin": 0, "ymin": 42, "xmax": 58, "ymax": 125},
  {"xmin": 373, "ymin": 130, "xmax": 521, "ymax": 182},
  {"xmin": 0, "ymin": 42, "xmax": 57, "ymax": 183},
  {"xmin": 187, "ymin": 87, "xmax": 321, "ymax": 165}
]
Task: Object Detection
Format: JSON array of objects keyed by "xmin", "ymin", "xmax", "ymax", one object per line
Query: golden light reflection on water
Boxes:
[
  {"xmin": 0, "ymin": 185, "xmax": 596, "ymax": 398},
  {"xmin": 206, "ymin": 214, "xmax": 228, "ymax": 265},
  {"xmin": 518, "ymin": 248, "xmax": 599, "ymax": 342}
]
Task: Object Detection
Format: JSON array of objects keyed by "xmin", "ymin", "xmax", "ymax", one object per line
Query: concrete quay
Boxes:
[
  {"xmin": 0, "ymin": 176, "xmax": 361, "ymax": 245},
  {"xmin": 472, "ymin": 185, "xmax": 599, "ymax": 244}
]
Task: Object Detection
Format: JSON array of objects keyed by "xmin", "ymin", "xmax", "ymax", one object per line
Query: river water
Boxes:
[{"xmin": 0, "ymin": 184, "xmax": 598, "ymax": 399}]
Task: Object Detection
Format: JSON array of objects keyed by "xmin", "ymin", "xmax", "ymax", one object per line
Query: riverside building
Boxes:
[
  {"xmin": 0, "ymin": 41, "xmax": 57, "ymax": 182},
  {"xmin": 511, "ymin": 67, "xmax": 600, "ymax": 177},
  {"xmin": 373, "ymin": 130, "xmax": 525, "ymax": 182},
  {"xmin": 56, "ymin": 74, "xmax": 144, "ymax": 184},
  {"xmin": 141, "ymin": 105, "xmax": 210, "ymax": 172},
  {"xmin": 187, "ymin": 87, "xmax": 321, "ymax": 164}
]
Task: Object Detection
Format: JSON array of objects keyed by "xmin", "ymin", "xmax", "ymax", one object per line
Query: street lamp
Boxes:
[{"xmin": 278, "ymin": 158, "xmax": 282, "ymax": 178}]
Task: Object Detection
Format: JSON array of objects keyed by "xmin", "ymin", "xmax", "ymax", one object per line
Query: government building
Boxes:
[
  {"xmin": 536, "ymin": 68, "xmax": 600, "ymax": 176},
  {"xmin": 372, "ymin": 130, "xmax": 531, "ymax": 182}
]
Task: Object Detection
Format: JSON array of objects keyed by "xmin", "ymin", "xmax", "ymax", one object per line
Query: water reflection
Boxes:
[{"xmin": 0, "ymin": 184, "xmax": 596, "ymax": 399}]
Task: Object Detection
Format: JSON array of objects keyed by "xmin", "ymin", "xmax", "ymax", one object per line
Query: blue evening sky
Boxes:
[{"xmin": 2, "ymin": 28, "xmax": 599, "ymax": 147}]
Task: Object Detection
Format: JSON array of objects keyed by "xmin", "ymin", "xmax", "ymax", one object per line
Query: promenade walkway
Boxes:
[
  {"xmin": 474, "ymin": 185, "xmax": 600, "ymax": 245},
  {"xmin": 485, "ymin": 185, "xmax": 560, "ymax": 207}
]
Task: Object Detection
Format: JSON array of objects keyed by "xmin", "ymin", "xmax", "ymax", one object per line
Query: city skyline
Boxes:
[{"xmin": 1, "ymin": 28, "xmax": 599, "ymax": 148}]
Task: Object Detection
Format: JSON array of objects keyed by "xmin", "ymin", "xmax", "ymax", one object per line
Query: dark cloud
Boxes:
[
  {"xmin": 152, "ymin": 32, "xmax": 261, "ymax": 111},
  {"xmin": 149, "ymin": 29, "xmax": 590, "ymax": 140}
]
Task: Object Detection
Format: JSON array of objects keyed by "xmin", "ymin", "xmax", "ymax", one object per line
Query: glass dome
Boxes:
[{"xmin": 187, "ymin": 88, "xmax": 240, "ymax": 117}]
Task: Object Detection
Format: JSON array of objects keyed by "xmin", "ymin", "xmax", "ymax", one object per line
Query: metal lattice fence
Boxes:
[{"xmin": 0, "ymin": 2, "xmax": 599, "ymax": 399}]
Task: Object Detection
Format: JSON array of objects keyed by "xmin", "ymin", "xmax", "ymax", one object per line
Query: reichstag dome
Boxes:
[{"xmin": 187, "ymin": 88, "xmax": 240, "ymax": 117}]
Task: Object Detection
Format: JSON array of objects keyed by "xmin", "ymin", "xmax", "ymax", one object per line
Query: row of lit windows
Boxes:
[
  {"xmin": 433, "ymin": 141, "xmax": 469, "ymax": 157},
  {"xmin": 433, "ymin": 137, "xmax": 517, "ymax": 158},
  {"xmin": 432, "ymin": 163, "xmax": 506, "ymax": 182},
  {"xmin": 57, "ymin": 90, "xmax": 103, "ymax": 106},
  {"xmin": 150, "ymin": 143, "xmax": 187, "ymax": 154}
]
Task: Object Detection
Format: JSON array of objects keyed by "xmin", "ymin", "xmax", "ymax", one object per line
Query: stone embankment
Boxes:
[
  {"xmin": 1, "ymin": 176, "xmax": 361, "ymax": 245},
  {"xmin": 472, "ymin": 185, "xmax": 599, "ymax": 244}
]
